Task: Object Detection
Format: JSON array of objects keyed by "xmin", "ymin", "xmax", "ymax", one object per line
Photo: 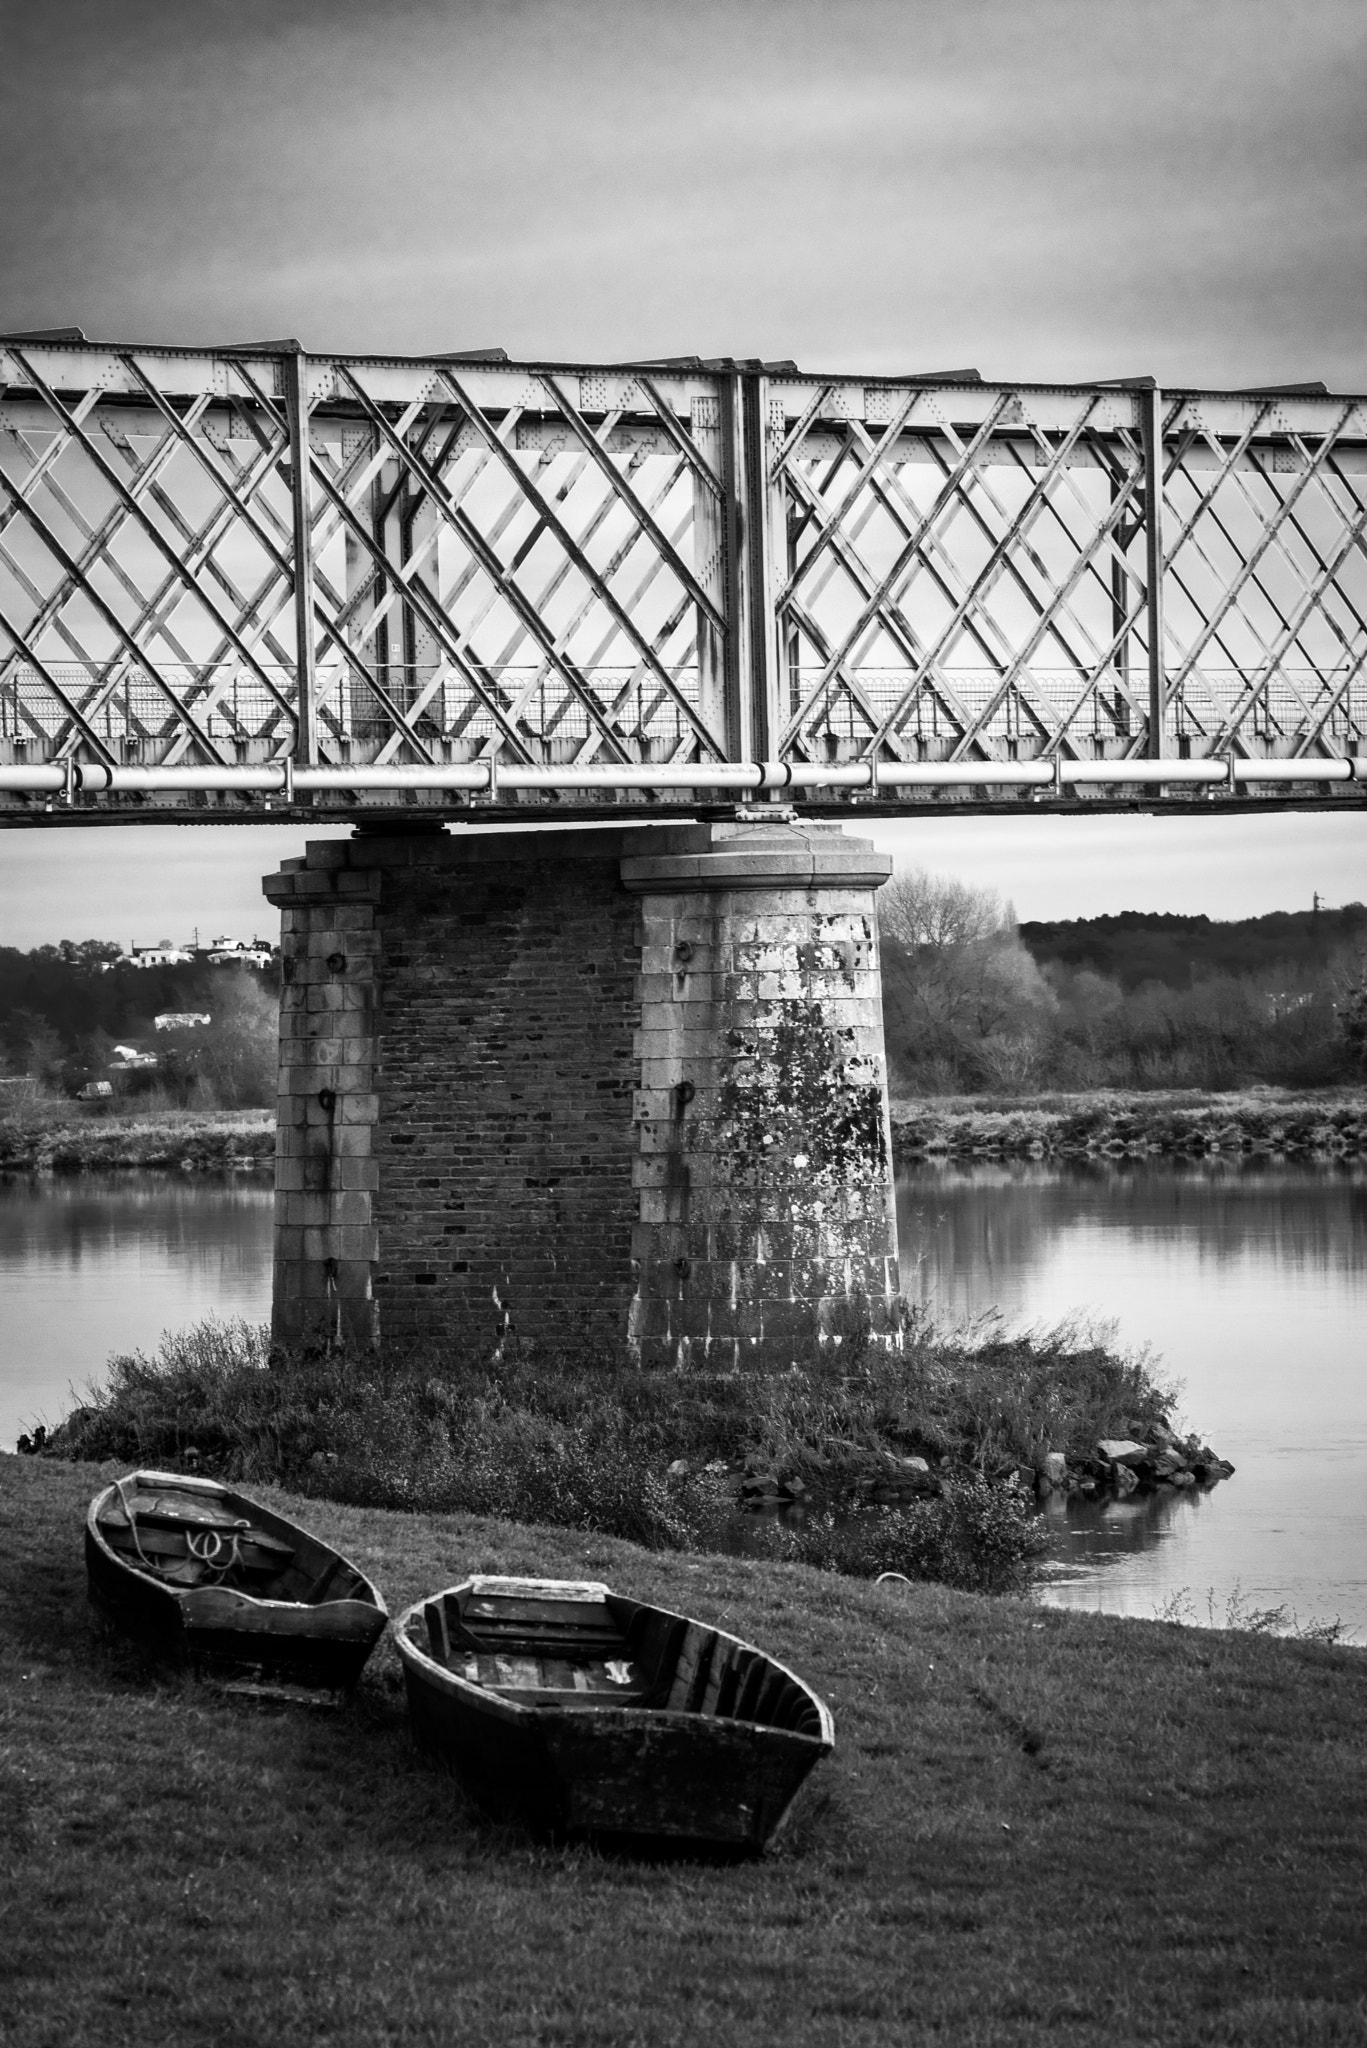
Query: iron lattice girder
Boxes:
[{"xmin": 0, "ymin": 340, "xmax": 1364, "ymax": 812}]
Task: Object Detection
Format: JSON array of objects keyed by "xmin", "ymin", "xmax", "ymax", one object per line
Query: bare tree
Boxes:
[{"xmin": 880, "ymin": 867, "xmax": 1055, "ymax": 1093}]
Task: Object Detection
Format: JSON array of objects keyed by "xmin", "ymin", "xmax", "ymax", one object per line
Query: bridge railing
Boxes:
[{"xmin": 0, "ymin": 338, "xmax": 1363, "ymax": 815}]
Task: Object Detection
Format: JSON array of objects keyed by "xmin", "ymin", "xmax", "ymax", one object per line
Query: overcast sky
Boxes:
[{"xmin": 0, "ymin": 0, "xmax": 1362, "ymax": 939}]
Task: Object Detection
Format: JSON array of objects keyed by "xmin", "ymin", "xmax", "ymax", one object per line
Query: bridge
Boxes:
[
  {"xmin": 1, "ymin": 332, "xmax": 1364, "ymax": 823},
  {"xmin": 6, "ymin": 333, "xmax": 1361, "ymax": 1362}
]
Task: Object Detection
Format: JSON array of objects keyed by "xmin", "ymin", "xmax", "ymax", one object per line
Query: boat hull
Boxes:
[
  {"xmin": 395, "ymin": 1578, "xmax": 834, "ymax": 1853},
  {"xmin": 86, "ymin": 1472, "xmax": 387, "ymax": 1691}
]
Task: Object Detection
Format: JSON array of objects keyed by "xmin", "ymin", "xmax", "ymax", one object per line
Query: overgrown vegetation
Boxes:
[
  {"xmin": 883, "ymin": 869, "xmax": 1367, "ymax": 1095},
  {"xmin": 29, "ymin": 1310, "xmax": 1181, "ymax": 1596},
  {"xmin": 4, "ymin": 1458, "xmax": 1366, "ymax": 2047}
]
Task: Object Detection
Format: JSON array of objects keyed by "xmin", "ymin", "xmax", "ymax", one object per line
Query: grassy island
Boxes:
[
  {"xmin": 1, "ymin": 1456, "xmax": 1364, "ymax": 2047},
  {"xmin": 28, "ymin": 1313, "xmax": 1207, "ymax": 1593}
]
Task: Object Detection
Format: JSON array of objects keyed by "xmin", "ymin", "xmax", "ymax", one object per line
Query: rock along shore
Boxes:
[
  {"xmin": 891, "ymin": 1088, "xmax": 1366, "ymax": 1163},
  {"xmin": 698, "ymin": 1412, "xmax": 1234, "ymax": 1516}
]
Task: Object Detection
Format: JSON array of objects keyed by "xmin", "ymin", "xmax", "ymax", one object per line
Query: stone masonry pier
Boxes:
[{"xmin": 262, "ymin": 817, "xmax": 898, "ymax": 1363}]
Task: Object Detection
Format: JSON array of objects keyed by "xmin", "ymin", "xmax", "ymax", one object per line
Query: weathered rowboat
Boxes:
[
  {"xmin": 394, "ymin": 1575, "xmax": 835, "ymax": 1852},
  {"xmin": 86, "ymin": 1469, "xmax": 387, "ymax": 1690}
]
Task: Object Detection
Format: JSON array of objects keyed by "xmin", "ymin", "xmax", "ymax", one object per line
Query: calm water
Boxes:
[
  {"xmin": 898, "ymin": 1157, "xmax": 1367, "ymax": 1637},
  {"xmin": 1, "ymin": 1172, "xmax": 273, "ymax": 1448},
  {"xmin": 2, "ymin": 1160, "xmax": 1364, "ymax": 1636}
]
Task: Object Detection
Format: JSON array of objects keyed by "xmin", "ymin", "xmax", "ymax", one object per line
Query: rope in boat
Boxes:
[
  {"xmin": 109, "ymin": 1481, "xmax": 252, "ymax": 1583},
  {"xmin": 112, "ymin": 1476, "xmax": 153, "ymax": 1570},
  {"xmin": 184, "ymin": 1524, "xmax": 251, "ymax": 1581}
]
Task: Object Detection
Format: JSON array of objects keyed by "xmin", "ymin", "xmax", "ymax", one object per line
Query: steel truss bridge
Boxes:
[{"xmin": 1, "ymin": 331, "xmax": 1364, "ymax": 825}]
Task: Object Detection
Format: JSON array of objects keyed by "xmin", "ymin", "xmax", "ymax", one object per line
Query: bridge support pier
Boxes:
[{"xmin": 262, "ymin": 817, "xmax": 898, "ymax": 1364}]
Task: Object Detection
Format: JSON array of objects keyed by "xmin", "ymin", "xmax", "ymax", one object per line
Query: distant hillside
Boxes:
[{"xmin": 1019, "ymin": 904, "xmax": 1367, "ymax": 990}]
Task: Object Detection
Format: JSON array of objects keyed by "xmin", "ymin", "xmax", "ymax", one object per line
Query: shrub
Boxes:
[
  {"xmin": 37, "ymin": 1307, "xmax": 1177, "ymax": 1595},
  {"xmin": 741, "ymin": 1481, "xmax": 1046, "ymax": 1595}
]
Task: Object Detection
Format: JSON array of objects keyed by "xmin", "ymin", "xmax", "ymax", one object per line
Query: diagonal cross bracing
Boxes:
[{"xmin": 0, "ymin": 340, "xmax": 1363, "ymax": 810}]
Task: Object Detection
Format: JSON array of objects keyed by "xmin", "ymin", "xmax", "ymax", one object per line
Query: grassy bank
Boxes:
[
  {"xmin": 0, "ymin": 1103, "xmax": 273, "ymax": 1175},
  {"xmin": 8, "ymin": 1088, "xmax": 1362, "ymax": 1173},
  {"xmin": 890, "ymin": 1087, "xmax": 1367, "ymax": 1161},
  {"xmin": 2, "ymin": 1457, "xmax": 1364, "ymax": 2047},
  {"xmin": 30, "ymin": 1315, "xmax": 1192, "ymax": 1595}
]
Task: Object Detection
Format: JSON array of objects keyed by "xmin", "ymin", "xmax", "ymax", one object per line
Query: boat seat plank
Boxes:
[
  {"xmin": 104, "ymin": 1506, "xmax": 294, "ymax": 1562},
  {"xmin": 464, "ymin": 1595, "xmax": 621, "ymax": 1634},
  {"xmin": 140, "ymin": 1497, "xmax": 271, "ymax": 1529},
  {"xmin": 461, "ymin": 1626, "xmax": 626, "ymax": 1658},
  {"xmin": 467, "ymin": 1577, "xmax": 611, "ymax": 1600},
  {"xmin": 103, "ymin": 1525, "xmax": 282, "ymax": 1575},
  {"xmin": 459, "ymin": 1652, "xmax": 647, "ymax": 1703}
]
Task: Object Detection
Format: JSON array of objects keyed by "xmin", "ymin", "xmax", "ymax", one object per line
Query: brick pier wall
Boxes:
[{"xmin": 262, "ymin": 818, "xmax": 898, "ymax": 1361}]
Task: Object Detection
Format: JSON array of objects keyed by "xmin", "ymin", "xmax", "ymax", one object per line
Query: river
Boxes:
[
  {"xmin": 2, "ymin": 1158, "xmax": 1363, "ymax": 1637},
  {"xmin": 898, "ymin": 1157, "xmax": 1367, "ymax": 1637}
]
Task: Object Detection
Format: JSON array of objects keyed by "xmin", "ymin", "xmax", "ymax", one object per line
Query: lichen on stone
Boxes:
[{"xmin": 714, "ymin": 997, "xmax": 887, "ymax": 1189}]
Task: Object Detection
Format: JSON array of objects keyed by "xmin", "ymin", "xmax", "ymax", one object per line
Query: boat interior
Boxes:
[
  {"xmin": 411, "ymin": 1578, "xmax": 827, "ymax": 1737},
  {"xmin": 95, "ymin": 1474, "xmax": 375, "ymax": 1606}
]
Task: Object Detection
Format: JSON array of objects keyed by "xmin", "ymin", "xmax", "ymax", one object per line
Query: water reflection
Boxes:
[
  {"xmin": 897, "ymin": 1155, "xmax": 1367, "ymax": 1635},
  {"xmin": 0, "ymin": 1172, "xmax": 273, "ymax": 1449},
  {"xmin": 2, "ymin": 1158, "xmax": 1363, "ymax": 1635},
  {"xmin": 899, "ymin": 1157, "xmax": 1367, "ymax": 1328},
  {"xmin": 1037, "ymin": 1478, "xmax": 1212, "ymax": 1568}
]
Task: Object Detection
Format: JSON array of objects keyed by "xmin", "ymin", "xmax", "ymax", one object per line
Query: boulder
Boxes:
[
  {"xmin": 1043, "ymin": 1451, "xmax": 1068, "ymax": 1486},
  {"xmin": 895, "ymin": 1455, "xmax": 940, "ymax": 1495},
  {"xmin": 1112, "ymin": 1462, "xmax": 1139, "ymax": 1497},
  {"xmin": 1097, "ymin": 1439, "xmax": 1152, "ymax": 1469},
  {"xmin": 666, "ymin": 1459, "xmax": 690, "ymax": 1479}
]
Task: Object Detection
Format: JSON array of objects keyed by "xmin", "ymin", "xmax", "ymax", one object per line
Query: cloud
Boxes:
[{"xmin": 1, "ymin": 0, "xmax": 1361, "ymax": 385}]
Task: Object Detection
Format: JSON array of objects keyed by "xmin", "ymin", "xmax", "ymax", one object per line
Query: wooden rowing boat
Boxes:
[
  {"xmin": 394, "ymin": 1575, "xmax": 835, "ymax": 1853},
  {"xmin": 86, "ymin": 1469, "xmax": 387, "ymax": 1691}
]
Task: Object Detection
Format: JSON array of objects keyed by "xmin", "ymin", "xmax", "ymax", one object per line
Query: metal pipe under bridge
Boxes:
[{"xmin": 1, "ymin": 330, "xmax": 1364, "ymax": 826}]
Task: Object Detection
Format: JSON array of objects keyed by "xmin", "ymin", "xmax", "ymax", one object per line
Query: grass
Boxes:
[
  {"xmin": 31, "ymin": 1313, "xmax": 1182, "ymax": 1595},
  {"xmin": 2, "ymin": 1455, "xmax": 1365, "ymax": 2047}
]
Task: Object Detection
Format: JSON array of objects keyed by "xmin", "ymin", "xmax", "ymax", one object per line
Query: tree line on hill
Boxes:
[
  {"xmin": 0, "ymin": 942, "xmax": 278, "ymax": 1110},
  {"xmin": 881, "ymin": 876, "xmax": 1367, "ymax": 1095},
  {"xmin": 4, "ymin": 882, "xmax": 1366, "ymax": 1115}
]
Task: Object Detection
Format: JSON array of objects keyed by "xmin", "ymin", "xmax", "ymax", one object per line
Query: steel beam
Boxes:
[{"xmin": 1, "ymin": 338, "xmax": 1364, "ymax": 818}]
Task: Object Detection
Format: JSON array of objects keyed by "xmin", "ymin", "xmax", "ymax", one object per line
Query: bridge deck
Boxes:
[{"xmin": 1, "ymin": 335, "xmax": 1363, "ymax": 822}]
